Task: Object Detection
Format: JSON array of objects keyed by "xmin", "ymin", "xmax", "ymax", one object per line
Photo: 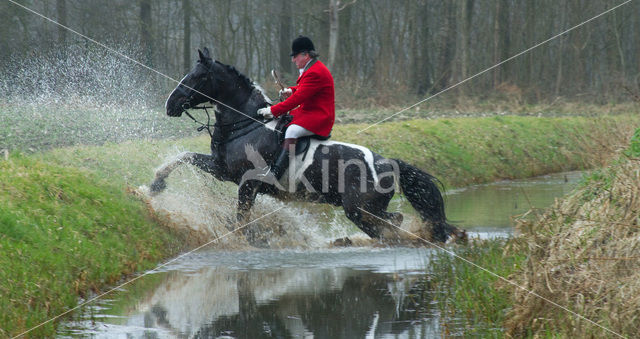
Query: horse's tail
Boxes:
[{"xmin": 393, "ymin": 159, "xmax": 463, "ymax": 242}]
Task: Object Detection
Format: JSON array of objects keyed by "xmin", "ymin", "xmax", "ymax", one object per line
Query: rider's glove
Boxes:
[
  {"xmin": 279, "ymin": 88, "xmax": 292, "ymax": 99},
  {"xmin": 257, "ymin": 107, "xmax": 273, "ymax": 119}
]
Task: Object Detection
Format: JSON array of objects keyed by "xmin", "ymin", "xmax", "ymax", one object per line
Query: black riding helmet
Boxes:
[{"xmin": 290, "ymin": 36, "xmax": 315, "ymax": 56}]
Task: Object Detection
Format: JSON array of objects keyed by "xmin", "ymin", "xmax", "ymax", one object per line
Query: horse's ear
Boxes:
[
  {"xmin": 202, "ymin": 47, "xmax": 211, "ymax": 59},
  {"xmin": 198, "ymin": 49, "xmax": 205, "ymax": 61}
]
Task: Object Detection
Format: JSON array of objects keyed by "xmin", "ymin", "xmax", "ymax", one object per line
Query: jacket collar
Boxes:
[{"xmin": 298, "ymin": 58, "xmax": 317, "ymax": 79}]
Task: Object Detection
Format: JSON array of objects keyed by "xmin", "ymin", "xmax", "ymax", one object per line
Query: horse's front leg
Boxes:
[
  {"xmin": 150, "ymin": 151, "xmax": 220, "ymax": 195},
  {"xmin": 236, "ymin": 181, "xmax": 260, "ymax": 223},
  {"xmin": 235, "ymin": 181, "xmax": 263, "ymax": 245}
]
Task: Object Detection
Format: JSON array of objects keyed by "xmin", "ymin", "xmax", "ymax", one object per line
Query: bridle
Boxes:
[
  {"xmin": 173, "ymin": 61, "xmax": 213, "ymax": 112},
  {"xmin": 175, "ymin": 59, "xmax": 269, "ymax": 138}
]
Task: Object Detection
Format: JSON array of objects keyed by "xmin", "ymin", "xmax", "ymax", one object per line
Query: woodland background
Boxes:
[{"xmin": 1, "ymin": 0, "xmax": 639, "ymax": 107}]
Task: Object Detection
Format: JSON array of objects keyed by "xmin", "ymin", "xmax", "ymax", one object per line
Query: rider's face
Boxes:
[{"xmin": 292, "ymin": 52, "xmax": 311, "ymax": 69}]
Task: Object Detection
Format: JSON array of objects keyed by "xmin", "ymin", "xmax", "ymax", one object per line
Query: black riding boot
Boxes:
[{"xmin": 270, "ymin": 138, "xmax": 296, "ymax": 180}]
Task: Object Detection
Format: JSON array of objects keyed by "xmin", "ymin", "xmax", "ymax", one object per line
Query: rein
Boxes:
[
  {"xmin": 184, "ymin": 105, "xmax": 265, "ymax": 144},
  {"xmin": 182, "ymin": 106, "xmax": 216, "ymax": 137}
]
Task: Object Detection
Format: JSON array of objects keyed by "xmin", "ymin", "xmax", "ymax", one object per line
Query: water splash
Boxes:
[
  {"xmin": 1, "ymin": 44, "xmax": 158, "ymax": 108},
  {"xmin": 138, "ymin": 152, "xmax": 351, "ymax": 249},
  {"xmin": 0, "ymin": 44, "xmax": 195, "ymax": 151}
]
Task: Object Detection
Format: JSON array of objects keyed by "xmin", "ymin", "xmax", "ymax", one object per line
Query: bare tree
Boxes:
[
  {"xmin": 183, "ymin": 0, "xmax": 191, "ymax": 73},
  {"xmin": 432, "ymin": 0, "xmax": 456, "ymax": 93},
  {"xmin": 56, "ymin": 0, "xmax": 67, "ymax": 45},
  {"xmin": 140, "ymin": 0, "xmax": 153, "ymax": 67},
  {"xmin": 1, "ymin": 0, "xmax": 638, "ymax": 104},
  {"xmin": 459, "ymin": 0, "xmax": 474, "ymax": 94},
  {"xmin": 279, "ymin": 0, "xmax": 293, "ymax": 75}
]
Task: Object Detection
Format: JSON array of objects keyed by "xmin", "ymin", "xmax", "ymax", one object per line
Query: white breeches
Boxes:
[{"xmin": 285, "ymin": 124, "xmax": 315, "ymax": 139}]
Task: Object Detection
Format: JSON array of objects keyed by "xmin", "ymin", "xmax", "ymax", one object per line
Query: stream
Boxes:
[{"xmin": 57, "ymin": 171, "xmax": 582, "ymax": 338}]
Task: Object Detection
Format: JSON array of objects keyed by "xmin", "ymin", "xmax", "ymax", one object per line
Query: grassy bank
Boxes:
[
  {"xmin": 337, "ymin": 115, "xmax": 638, "ymax": 187},
  {"xmin": 0, "ymin": 156, "xmax": 185, "ymax": 338},
  {"xmin": 1, "ymin": 114, "xmax": 637, "ymax": 337}
]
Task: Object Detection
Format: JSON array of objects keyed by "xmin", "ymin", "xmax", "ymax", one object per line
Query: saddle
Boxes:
[{"xmin": 275, "ymin": 115, "xmax": 331, "ymax": 158}]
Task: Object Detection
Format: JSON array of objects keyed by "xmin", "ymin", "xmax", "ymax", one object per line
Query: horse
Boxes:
[{"xmin": 153, "ymin": 48, "xmax": 464, "ymax": 245}]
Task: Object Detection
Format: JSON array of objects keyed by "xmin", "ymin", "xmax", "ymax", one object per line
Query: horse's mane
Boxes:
[
  {"xmin": 215, "ymin": 60, "xmax": 271, "ymax": 105},
  {"xmin": 215, "ymin": 60, "xmax": 255, "ymax": 90}
]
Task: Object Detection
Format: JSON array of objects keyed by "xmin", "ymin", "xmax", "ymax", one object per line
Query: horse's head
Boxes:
[{"xmin": 165, "ymin": 48, "xmax": 217, "ymax": 117}]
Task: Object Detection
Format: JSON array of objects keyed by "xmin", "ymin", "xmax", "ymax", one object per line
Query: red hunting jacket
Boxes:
[{"xmin": 270, "ymin": 59, "xmax": 335, "ymax": 137}]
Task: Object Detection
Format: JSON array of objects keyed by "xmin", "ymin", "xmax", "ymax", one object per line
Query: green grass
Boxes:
[
  {"xmin": 429, "ymin": 239, "xmax": 526, "ymax": 337},
  {"xmin": 624, "ymin": 127, "xmax": 640, "ymax": 158},
  {"xmin": 336, "ymin": 115, "xmax": 639, "ymax": 187},
  {"xmin": 37, "ymin": 136, "xmax": 211, "ymax": 187},
  {"xmin": 0, "ymin": 155, "xmax": 185, "ymax": 338}
]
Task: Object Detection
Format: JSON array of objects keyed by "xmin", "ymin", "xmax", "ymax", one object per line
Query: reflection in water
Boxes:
[
  {"xmin": 198, "ymin": 269, "xmax": 432, "ymax": 338},
  {"xmin": 58, "ymin": 172, "xmax": 581, "ymax": 338},
  {"xmin": 59, "ymin": 248, "xmax": 440, "ymax": 338}
]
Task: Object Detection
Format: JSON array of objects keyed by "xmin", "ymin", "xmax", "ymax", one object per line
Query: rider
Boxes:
[{"xmin": 257, "ymin": 35, "xmax": 335, "ymax": 181}]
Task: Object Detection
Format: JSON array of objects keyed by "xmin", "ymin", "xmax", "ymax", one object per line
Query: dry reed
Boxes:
[{"xmin": 505, "ymin": 157, "xmax": 640, "ymax": 337}]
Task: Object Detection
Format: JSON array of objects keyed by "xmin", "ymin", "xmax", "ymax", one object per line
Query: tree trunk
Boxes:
[
  {"xmin": 459, "ymin": 0, "xmax": 474, "ymax": 94},
  {"xmin": 524, "ymin": 0, "xmax": 535, "ymax": 88},
  {"xmin": 413, "ymin": 0, "xmax": 432, "ymax": 95},
  {"xmin": 492, "ymin": 1, "xmax": 500, "ymax": 87},
  {"xmin": 555, "ymin": 1, "xmax": 568, "ymax": 97},
  {"xmin": 279, "ymin": 0, "xmax": 293, "ymax": 75},
  {"xmin": 499, "ymin": 0, "xmax": 510, "ymax": 83},
  {"xmin": 140, "ymin": 0, "xmax": 153, "ymax": 67},
  {"xmin": 432, "ymin": 0, "xmax": 456, "ymax": 93},
  {"xmin": 183, "ymin": 0, "xmax": 191, "ymax": 73},
  {"xmin": 56, "ymin": 0, "xmax": 67, "ymax": 45},
  {"xmin": 327, "ymin": 0, "xmax": 339, "ymax": 70}
]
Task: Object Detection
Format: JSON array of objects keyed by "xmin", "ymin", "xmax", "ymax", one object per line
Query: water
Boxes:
[
  {"xmin": 444, "ymin": 171, "xmax": 583, "ymax": 238},
  {"xmin": 57, "ymin": 172, "xmax": 582, "ymax": 338}
]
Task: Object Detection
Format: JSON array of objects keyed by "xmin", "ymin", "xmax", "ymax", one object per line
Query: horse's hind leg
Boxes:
[
  {"xmin": 349, "ymin": 192, "xmax": 404, "ymax": 239},
  {"xmin": 150, "ymin": 152, "xmax": 219, "ymax": 195},
  {"xmin": 379, "ymin": 211, "xmax": 403, "ymax": 227},
  {"xmin": 364, "ymin": 189, "xmax": 403, "ymax": 228},
  {"xmin": 343, "ymin": 204, "xmax": 380, "ymax": 238},
  {"xmin": 345, "ymin": 206, "xmax": 403, "ymax": 240}
]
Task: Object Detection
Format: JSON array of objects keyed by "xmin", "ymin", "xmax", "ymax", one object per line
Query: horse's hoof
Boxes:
[
  {"xmin": 242, "ymin": 227, "xmax": 270, "ymax": 248},
  {"xmin": 390, "ymin": 212, "xmax": 403, "ymax": 227},
  {"xmin": 451, "ymin": 229, "xmax": 468, "ymax": 244},
  {"xmin": 149, "ymin": 179, "xmax": 166, "ymax": 195},
  {"xmin": 332, "ymin": 237, "xmax": 353, "ymax": 247}
]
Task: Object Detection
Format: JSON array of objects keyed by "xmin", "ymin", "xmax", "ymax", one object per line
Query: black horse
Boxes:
[{"xmin": 153, "ymin": 48, "xmax": 463, "ymax": 244}]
